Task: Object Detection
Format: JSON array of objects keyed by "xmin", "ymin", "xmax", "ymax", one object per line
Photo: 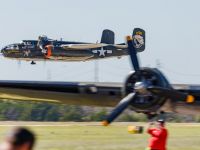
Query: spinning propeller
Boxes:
[{"xmin": 102, "ymin": 30, "xmax": 194, "ymax": 126}]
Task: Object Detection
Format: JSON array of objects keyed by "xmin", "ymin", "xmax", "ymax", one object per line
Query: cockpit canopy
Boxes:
[
  {"xmin": 20, "ymin": 40, "xmax": 38, "ymax": 46},
  {"xmin": 2, "ymin": 40, "xmax": 38, "ymax": 50}
]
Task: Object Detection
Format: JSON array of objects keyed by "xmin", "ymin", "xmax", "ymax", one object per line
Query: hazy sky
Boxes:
[{"xmin": 0, "ymin": 0, "xmax": 200, "ymax": 84}]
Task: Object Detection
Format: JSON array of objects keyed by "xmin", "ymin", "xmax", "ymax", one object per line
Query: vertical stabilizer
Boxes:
[
  {"xmin": 101, "ymin": 29, "xmax": 115, "ymax": 44},
  {"xmin": 132, "ymin": 28, "xmax": 145, "ymax": 52}
]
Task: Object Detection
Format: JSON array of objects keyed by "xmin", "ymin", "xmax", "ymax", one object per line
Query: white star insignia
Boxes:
[
  {"xmin": 98, "ymin": 47, "xmax": 106, "ymax": 57},
  {"xmin": 92, "ymin": 47, "xmax": 112, "ymax": 57}
]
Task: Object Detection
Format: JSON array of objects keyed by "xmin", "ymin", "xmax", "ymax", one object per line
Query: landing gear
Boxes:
[{"xmin": 31, "ymin": 61, "xmax": 36, "ymax": 65}]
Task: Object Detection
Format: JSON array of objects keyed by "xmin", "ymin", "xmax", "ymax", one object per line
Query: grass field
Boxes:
[{"xmin": 0, "ymin": 122, "xmax": 199, "ymax": 150}]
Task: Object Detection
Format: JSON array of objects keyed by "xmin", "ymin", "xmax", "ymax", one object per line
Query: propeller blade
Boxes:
[
  {"xmin": 147, "ymin": 86, "xmax": 194, "ymax": 103},
  {"xmin": 102, "ymin": 93, "xmax": 137, "ymax": 126},
  {"xmin": 126, "ymin": 36, "xmax": 140, "ymax": 71}
]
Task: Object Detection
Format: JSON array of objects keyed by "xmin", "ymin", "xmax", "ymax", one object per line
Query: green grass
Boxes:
[{"xmin": 0, "ymin": 122, "xmax": 200, "ymax": 150}]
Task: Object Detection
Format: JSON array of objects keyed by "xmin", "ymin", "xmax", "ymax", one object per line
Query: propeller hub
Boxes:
[{"xmin": 134, "ymin": 81, "xmax": 149, "ymax": 95}]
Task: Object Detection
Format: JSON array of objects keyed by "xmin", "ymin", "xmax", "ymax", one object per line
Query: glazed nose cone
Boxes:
[{"xmin": 1, "ymin": 47, "xmax": 8, "ymax": 56}]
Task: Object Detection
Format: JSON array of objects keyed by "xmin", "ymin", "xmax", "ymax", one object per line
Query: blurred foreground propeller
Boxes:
[
  {"xmin": 102, "ymin": 93, "xmax": 137, "ymax": 126},
  {"xmin": 127, "ymin": 36, "xmax": 140, "ymax": 72},
  {"xmin": 102, "ymin": 33, "xmax": 194, "ymax": 126},
  {"xmin": 102, "ymin": 35, "xmax": 140, "ymax": 126}
]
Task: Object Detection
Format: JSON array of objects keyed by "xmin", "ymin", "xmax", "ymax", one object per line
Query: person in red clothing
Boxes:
[{"xmin": 146, "ymin": 119, "xmax": 168, "ymax": 150}]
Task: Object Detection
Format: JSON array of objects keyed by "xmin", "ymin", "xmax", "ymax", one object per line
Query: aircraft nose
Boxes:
[
  {"xmin": 1, "ymin": 48, "xmax": 8, "ymax": 56},
  {"xmin": 1, "ymin": 48, "xmax": 5, "ymax": 53}
]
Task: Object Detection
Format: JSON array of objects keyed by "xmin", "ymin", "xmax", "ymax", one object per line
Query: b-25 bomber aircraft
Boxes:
[
  {"xmin": 0, "ymin": 31, "xmax": 199, "ymax": 126},
  {"xmin": 1, "ymin": 28, "xmax": 145, "ymax": 63}
]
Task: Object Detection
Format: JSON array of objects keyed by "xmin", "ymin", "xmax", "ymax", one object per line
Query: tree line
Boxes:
[
  {"xmin": 0, "ymin": 101, "xmax": 198, "ymax": 122},
  {"xmin": 0, "ymin": 101, "xmax": 147, "ymax": 122}
]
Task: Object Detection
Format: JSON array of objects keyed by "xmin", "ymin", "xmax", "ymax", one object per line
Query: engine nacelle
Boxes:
[
  {"xmin": 44, "ymin": 45, "xmax": 53, "ymax": 59},
  {"xmin": 123, "ymin": 68, "xmax": 171, "ymax": 113}
]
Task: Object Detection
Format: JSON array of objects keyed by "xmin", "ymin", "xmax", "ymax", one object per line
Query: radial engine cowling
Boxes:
[{"xmin": 123, "ymin": 68, "xmax": 171, "ymax": 113}]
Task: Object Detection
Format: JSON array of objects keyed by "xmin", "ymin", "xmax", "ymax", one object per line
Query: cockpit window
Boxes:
[
  {"xmin": 21, "ymin": 41, "xmax": 31, "ymax": 45},
  {"xmin": 21, "ymin": 41, "xmax": 37, "ymax": 47}
]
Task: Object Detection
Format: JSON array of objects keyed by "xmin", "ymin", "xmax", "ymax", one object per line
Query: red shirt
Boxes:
[{"xmin": 147, "ymin": 127, "xmax": 168, "ymax": 150}]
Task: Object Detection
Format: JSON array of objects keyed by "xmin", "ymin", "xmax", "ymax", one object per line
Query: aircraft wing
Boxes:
[
  {"xmin": 172, "ymin": 84, "xmax": 200, "ymax": 99},
  {"xmin": 160, "ymin": 84, "xmax": 200, "ymax": 115},
  {"xmin": 1, "ymin": 80, "xmax": 200, "ymax": 116},
  {"xmin": 61, "ymin": 43, "xmax": 108, "ymax": 50},
  {"xmin": 0, "ymin": 80, "xmax": 122, "ymax": 107}
]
